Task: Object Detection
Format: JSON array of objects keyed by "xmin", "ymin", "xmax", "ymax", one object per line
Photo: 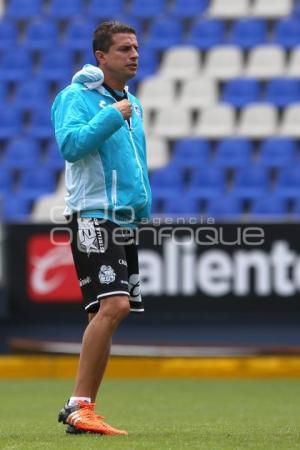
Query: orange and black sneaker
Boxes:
[
  {"xmin": 58, "ymin": 400, "xmax": 128, "ymax": 436},
  {"xmin": 58, "ymin": 400, "xmax": 104, "ymax": 433}
]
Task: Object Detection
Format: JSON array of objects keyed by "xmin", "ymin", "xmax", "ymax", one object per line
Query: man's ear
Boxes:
[{"xmin": 95, "ymin": 50, "xmax": 105, "ymax": 66}]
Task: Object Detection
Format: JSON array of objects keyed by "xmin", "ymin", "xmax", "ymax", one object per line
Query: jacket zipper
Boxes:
[
  {"xmin": 103, "ymin": 90, "xmax": 148, "ymax": 210},
  {"xmin": 112, "ymin": 169, "xmax": 117, "ymax": 206},
  {"xmin": 127, "ymin": 123, "xmax": 148, "ymax": 209}
]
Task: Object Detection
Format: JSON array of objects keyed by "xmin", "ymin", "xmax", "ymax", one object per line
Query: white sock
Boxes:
[{"xmin": 68, "ymin": 396, "xmax": 91, "ymax": 406}]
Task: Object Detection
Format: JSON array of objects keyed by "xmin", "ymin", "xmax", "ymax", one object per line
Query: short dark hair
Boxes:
[{"xmin": 93, "ymin": 21, "xmax": 136, "ymax": 54}]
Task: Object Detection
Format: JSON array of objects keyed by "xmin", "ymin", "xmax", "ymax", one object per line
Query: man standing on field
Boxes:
[{"xmin": 51, "ymin": 21, "xmax": 151, "ymax": 435}]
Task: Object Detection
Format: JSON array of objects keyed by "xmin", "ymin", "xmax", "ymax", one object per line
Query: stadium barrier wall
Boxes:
[
  {"xmin": 0, "ymin": 223, "xmax": 7, "ymax": 318},
  {"xmin": 3, "ymin": 221, "xmax": 300, "ymax": 324},
  {"xmin": 2, "ymin": 355, "xmax": 300, "ymax": 379}
]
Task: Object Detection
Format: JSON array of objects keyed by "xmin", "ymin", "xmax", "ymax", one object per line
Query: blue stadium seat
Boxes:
[
  {"xmin": 38, "ymin": 49, "xmax": 73, "ymax": 82},
  {"xmin": 0, "ymin": 20, "xmax": 18, "ymax": 50},
  {"xmin": 64, "ymin": 18, "xmax": 95, "ymax": 51},
  {"xmin": 5, "ymin": 0, "xmax": 43, "ymax": 19},
  {"xmin": 129, "ymin": 0, "xmax": 167, "ymax": 19},
  {"xmin": 0, "ymin": 49, "xmax": 32, "ymax": 82},
  {"xmin": 146, "ymin": 18, "xmax": 183, "ymax": 50},
  {"xmin": 87, "ymin": 0, "xmax": 126, "ymax": 20},
  {"xmin": 151, "ymin": 167, "xmax": 184, "ymax": 191},
  {"xmin": 150, "ymin": 190, "xmax": 165, "ymax": 214},
  {"xmin": 13, "ymin": 79, "xmax": 49, "ymax": 111},
  {"xmin": 186, "ymin": 19, "xmax": 225, "ymax": 50},
  {"xmin": 233, "ymin": 165, "xmax": 269, "ymax": 198},
  {"xmin": 170, "ymin": 138, "xmax": 210, "ymax": 169},
  {"xmin": 0, "ymin": 84, "xmax": 6, "ymax": 103},
  {"xmin": 1, "ymin": 195, "xmax": 32, "ymax": 222},
  {"xmin": 55, "ymin": 76, "xmax": 72, "ymax": 93},
  {"xmin": 264, "ymin": 78, "xmax": 300, "ymax": 107},
  {"xmin": 292, "ymin": 198, "xmax": 300, "ymax": 216},
  {"xmin": 83, "ymin": 49, "xmax": 97, "ymax": 66},
  {"xmin": 259, "ymin": 138, "xmax": 297, "ymax": 168},
  {"xmin": 163, "ymin": 195, "xmax": 200, "ymax": 215},
  {"xmin": 116, "ymin": 16, "xmax": 143, "ymax": 37},
  {"xmin": 230, "ymin": 19, "xmax": 267, "ymax": 49},
  {"xmin": 250, "ymin": 194, "xmax": 287, "ymax": 216},
  {"xmin": 151, "ymin": 190, "xmax": 180, "ymax": 214},
  {"xmin": 23, "ymin": 19, "xmax": 59, "ymax": 51},
  {"xmin": 44, "ymin": 141, "xmax": 64, "ymax": 170},
  {"xmin": 277, "ymin": 167, "xmax": 300, "ymax": 199},
  {"xmin": 0, "ymin": 169, "xmax": 14, "ymax": 194},
  {"xmin": 0, "ymin": 108, "xmax": 22, "ymax": 139},
  {"xmin": 29, "ymin": 108, "xmax": 53, "ymax": 140},
  {"xmin": 273, "ymin": 18, "xmax": 300, "ymax": 49},
  {"xmin": 151, "ymin": 191, "xmax": 200, "ymax": 215},
  {"xmin": 48, "ymin": 0, "xmax": 83, "ymax": 19},
  {"xmin": 151, "ymin": 167, "xmax": 184, "ymax": 213},
  {"xmin": 2, "ymin": 136, "xmax": 41, "ymax": 169},
  {"xmin": 293, "ymin": 0, "xmax": 300, "ymax": 19},
  {"xmin": 221, "ymin": 78, "xmax": 260, "ymax": 107},
  {"xmin": 18, "ymin": 168, "xmax": 57, "ymax": 200},
  {"xmin": 170, "ymin": 0, "xmax": 209, "ymax": 19},
  {"xmin": 131, "ymin": 45, "xmax": 159, "ymax": 83},
  {"xmin": 189, "ymin": 167, "xmax": 225, "ymax": 196},
  {"xmin": 205, "ymin": 194, "xmax": 243, "ymax": 219},
  {"xmin": 214, "ymin": 138, "xmax": 252, "ymax": 168}
]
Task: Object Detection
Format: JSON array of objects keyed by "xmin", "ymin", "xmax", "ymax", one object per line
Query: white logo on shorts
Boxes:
[
  {"xmin": 77, "ymin": 219, "xmax": 98, "ymax": 255},
  {"xmin": 129, "ymin": 274, "xmax": 141, "ymax": 300},
  {"xmin": 99, "ymin": 265, "xmax": 116, "ymax": 284},
  {"xmin": 79, "ymin": 276, "xmax": 92, "ymax": 287},
  {"xmin": 118, "ymin": 259, "xmax": 127, "ymax": 266},
  {"xmin": 77, "ymin": 218, "xmax": 106, "ymax": 255}
]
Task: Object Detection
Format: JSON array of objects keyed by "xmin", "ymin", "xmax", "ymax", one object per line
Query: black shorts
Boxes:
[{"xmin": 68, "ymin": 215, "xmax": 144, "ymax": 314}]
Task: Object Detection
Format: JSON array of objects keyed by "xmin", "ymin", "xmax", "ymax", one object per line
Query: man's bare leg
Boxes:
[
  {"xmin": 90, "ymin": 342, "xmax": 111, "ymax": 403},
  {"xmin": 87, "ymin": 312, "xmax": 111, "ymax": 402},
  {"xmin": 71, "ymin": 295, "xmax": 129, "ymax": 399}
]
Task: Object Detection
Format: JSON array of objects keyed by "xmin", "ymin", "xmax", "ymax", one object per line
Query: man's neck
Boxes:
[
  {"xmin": 103, "ymin": 82, "xmax": 124, "ymax": 93},
  {"xmin": 101, "ymin": 74, "xmax": 125, "ymax": 91}
]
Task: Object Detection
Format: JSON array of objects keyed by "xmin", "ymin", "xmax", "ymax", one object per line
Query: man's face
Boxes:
[{"xmin": 97, "ymin": 33, "xmax": 139, "ymax": 82}]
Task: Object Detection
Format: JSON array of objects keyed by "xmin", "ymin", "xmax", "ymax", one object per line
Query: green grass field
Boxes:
[{"xmin": 0, "ymin": 378, "xmax": 300, "ymax": 450}]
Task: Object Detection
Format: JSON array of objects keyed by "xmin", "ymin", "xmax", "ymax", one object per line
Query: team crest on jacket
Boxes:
[
  {"xmin": 99, "ymin": 265, "xmax": 116, "ymax": 284},
  {"xmin": 133, "ymin": 103, "xmax": 141, "ymax": 116}
]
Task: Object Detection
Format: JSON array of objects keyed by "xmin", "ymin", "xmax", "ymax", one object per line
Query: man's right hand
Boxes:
[{"xmin": 112, "ymin": 99, "xmax": 132, "ymax": 120}]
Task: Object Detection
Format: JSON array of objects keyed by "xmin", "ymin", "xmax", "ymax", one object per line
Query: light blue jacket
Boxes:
[{"xmin": 51, "ymin": 65, "xmax": 151, "ymax": 226}]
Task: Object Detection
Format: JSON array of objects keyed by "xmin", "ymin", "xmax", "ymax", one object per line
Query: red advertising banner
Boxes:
[{"xmin": 27, "ymin": 233, "xmax": 81, "ymax": 302}]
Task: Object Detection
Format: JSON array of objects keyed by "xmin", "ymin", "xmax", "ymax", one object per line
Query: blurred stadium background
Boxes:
[{"xmin": 1, "ymin": 0, "xmax": 300, "ymax": 380}]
